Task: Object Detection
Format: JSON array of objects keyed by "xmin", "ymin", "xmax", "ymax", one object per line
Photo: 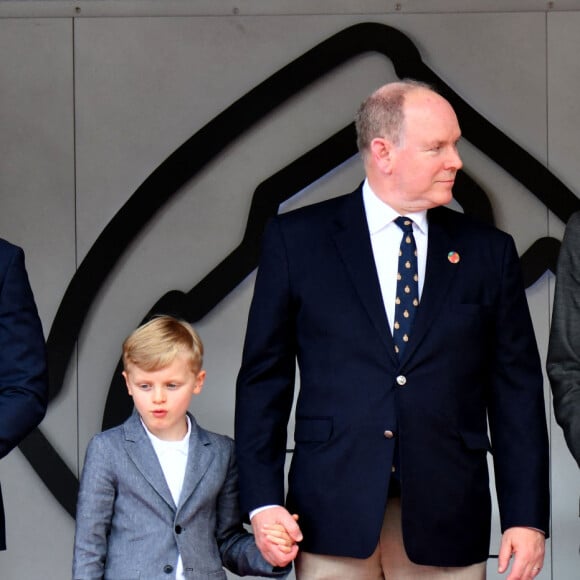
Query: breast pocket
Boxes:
[{"xmin": 440, "ymin": 303, "xmax": 492, "ymax": 348}]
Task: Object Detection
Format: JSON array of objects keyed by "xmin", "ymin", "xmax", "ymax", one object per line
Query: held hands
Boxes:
[
  {"xmin": 498, "ymin": 527, "xmax": 545, "ymax": 580},
  {"xmin": 251, "ymin": 507, "xmax": 303, "ymax": 567},
  {"xmin": 263, "ymin": 513, "xmax": 300, "ymax": 554}
]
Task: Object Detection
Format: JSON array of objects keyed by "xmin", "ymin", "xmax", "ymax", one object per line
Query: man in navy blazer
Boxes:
[
  {"xmin": 235, "ymin": 81, "xmax": 549, "ymax": 578},
  {"xmin": 0, "ymin": 239, "xmax": 48, "ymax": 550}
]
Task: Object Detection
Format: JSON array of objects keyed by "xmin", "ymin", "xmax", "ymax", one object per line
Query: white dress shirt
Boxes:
[
  {"xmin": 362, "ymin": 179, "xmax": 428, "ymax": 333},
  {"xmin": 143, "ymin": 416, "xmax": 191, "ymax": 580}
]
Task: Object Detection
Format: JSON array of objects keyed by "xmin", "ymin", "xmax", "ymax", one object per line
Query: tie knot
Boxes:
[{"xmin": 394, "ymin": 216, "xmax": 414, "ymax": 233}]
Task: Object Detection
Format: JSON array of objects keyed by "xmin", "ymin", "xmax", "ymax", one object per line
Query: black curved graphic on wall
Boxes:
[{"xmin": 18, "ymin": 21, "xmax": 580, "ymax": 518}]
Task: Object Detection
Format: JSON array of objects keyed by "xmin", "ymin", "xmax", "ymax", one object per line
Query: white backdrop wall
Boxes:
[{"xmin": 0, "ymin": 2, "xmax": 578, "ymax": 578}]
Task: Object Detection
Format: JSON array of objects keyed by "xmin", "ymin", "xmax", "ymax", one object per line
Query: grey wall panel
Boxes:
[
  {"xmin": 0, "ymin": 16, "xmax": 77, "ymax": 578},
  {"xmin": 0, "ymin": 0, "xmax": 574, "ymax": 18},
  {"xmin": 0, "ymin": 8, "xmax": 577, "ymax": 579},
  {"xmin": 0, "ymin": 17, "xmax": 76, "ymax": 330},
  {"xmin": 548, "ymin": 13, "xmax": 580, "ymax": 195}
]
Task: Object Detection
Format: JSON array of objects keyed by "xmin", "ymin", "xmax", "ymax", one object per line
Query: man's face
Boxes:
[{"xmin": 387, "ymin": 90, "xmax": 463, "ymax": 213}]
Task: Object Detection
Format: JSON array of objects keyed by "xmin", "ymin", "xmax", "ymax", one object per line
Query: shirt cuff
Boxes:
[{"xmin": 249, "ymin": 505, "xmax": 281, "ymax": 520}]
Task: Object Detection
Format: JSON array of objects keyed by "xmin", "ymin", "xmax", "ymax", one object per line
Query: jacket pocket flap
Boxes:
[{"xmin": 460, "ymin": 430, "xmax": 492, "ymax": 452}]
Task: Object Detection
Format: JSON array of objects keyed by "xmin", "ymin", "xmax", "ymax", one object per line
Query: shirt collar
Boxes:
[
  {"xmin": 362, "ymin": 179, "xmax": 428, "ymax": 235},
  {"xmin": 142, "ymin": 414, "xmax": 191, "ymax": 455}
]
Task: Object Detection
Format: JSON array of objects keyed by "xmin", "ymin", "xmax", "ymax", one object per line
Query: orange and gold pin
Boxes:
[{"xmin": 447, "ymin": 251, "xmax": 460, "ymax": 264}]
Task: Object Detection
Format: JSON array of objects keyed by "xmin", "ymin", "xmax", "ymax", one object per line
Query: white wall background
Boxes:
[{"xmin": 0, "ymin": 1, "xmax": 578, "ymax": 578}]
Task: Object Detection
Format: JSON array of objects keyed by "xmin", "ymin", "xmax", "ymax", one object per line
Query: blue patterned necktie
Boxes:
[{"xmin": 393, "ymin": 217, "xmax": 419, "ymax": 358}]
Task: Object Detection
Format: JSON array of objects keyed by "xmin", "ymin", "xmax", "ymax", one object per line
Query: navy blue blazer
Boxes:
[
  {"xmin": 0, "ymin": 239, "xmax": 48, "ymax": 550},
  {"xmin": 235, "ymin": 186, "xmax": 550, "ymax": 567}
]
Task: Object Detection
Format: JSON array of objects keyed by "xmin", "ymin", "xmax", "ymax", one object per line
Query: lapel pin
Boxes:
[{"xmin": 447, "ymin": 251, "xmax": 460, "ymax": 264}]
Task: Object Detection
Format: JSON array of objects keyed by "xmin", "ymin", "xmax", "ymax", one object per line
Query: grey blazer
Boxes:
[
  {"xmin": 548, "ymin": 210, "xmax": 580, "ymax": 469},
  {"xmin": 73, "ymin": 411, "xmax": 289, "ymax": 579}
]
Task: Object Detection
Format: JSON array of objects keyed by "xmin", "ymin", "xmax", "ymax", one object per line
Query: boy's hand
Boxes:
[
  {"xmin": 251, "ymin": 507, "xmax": 302, "ymax": 567},
  {"xmin": 263, "ymin": 514, "xmax": 300, "ymax": 553}
]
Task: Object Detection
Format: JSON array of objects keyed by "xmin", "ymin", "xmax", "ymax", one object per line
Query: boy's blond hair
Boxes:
[{"xmin": 122, "ymin": 315, "xmax": 204, "ymax": 373}]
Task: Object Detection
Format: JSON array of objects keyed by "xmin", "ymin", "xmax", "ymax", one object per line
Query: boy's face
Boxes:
[{"xmin": 123, "ymin": 353, "xmax": 205, "ymax": 441}]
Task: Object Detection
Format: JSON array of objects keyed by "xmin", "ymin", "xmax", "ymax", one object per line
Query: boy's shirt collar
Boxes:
[{"xmin": 140, "ymin": 414, "xmax": 191, "ymax": 455}]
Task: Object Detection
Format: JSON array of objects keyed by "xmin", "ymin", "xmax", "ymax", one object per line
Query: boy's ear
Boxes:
[
  {"xmin": 122, "ymin": 370, "xmax": 132, "ymax": 396},
  {"xmin": 193, "ymin": 370, "xmax": 206, "ymax": 395}
]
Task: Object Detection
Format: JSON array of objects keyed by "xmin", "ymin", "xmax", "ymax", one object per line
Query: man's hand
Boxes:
[
  {"xmin": 251, "ymin": 506, "xmax": 303, "ymax": 567},
  {"xmin": 498, "ymin": 527, "xmax": 545, "ymax": 579}
]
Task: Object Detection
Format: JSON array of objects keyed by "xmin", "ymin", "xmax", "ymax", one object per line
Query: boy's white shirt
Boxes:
[{"xmin": 142, "ymin": 415, "xmax": 191, "ymax": 580}]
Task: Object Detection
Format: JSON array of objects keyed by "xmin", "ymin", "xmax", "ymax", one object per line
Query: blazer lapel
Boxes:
[
  {"xmin": 176, "ymin": 414, "xmax": 213, "ymax": 510},
  {"xmin": 332, "ymin": 188, "xmax": 397, "ymax": 364},
  {"xmin": 123, "ymin": 411, "xmax": 175, "ymax": 509},
  {"xmin": 398, "ymin": 207, "xmax": 459, "ymax": 364}
]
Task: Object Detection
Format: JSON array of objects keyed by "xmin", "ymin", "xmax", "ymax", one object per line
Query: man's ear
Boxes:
[{"xmin": 369, "ymin": 137, "xmax": 394, "ymax": 173}]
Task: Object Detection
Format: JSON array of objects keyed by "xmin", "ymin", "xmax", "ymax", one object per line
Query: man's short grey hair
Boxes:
[{"xmin": 355, "ymin": 79, "xmax": 436, "ymax": 159}]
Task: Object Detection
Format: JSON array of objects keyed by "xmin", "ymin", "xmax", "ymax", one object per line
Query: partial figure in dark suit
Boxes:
[
  {"xmin": 73, "ymin": 316, "xmax": 292, "ymax": 580},
  {"xmin": 547, "ymin": 210, "xmax": 580, "ymax": 468},
  {"xmin": 235, "ymin": 80, "xmax": 550, "ymax": 579},
  {"xmin": 0, "ymin": 238, "xmax": 48, "ymax": 551}
]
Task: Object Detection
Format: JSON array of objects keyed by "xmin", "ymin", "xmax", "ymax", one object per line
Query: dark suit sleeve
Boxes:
[
  {"xmin": 547, "ymin": 211, "xmax": 580, "ymax": 468},
  {"xmin": 0, "ymin": 242, "xmax": 48, "ymax": 459},
  {"xmin": 217, "ymin": 437, "xmax": 291, "ymax": 578},
  {"xmin": 235, "ymin": 218, "xmax": 297, "ymax": 514},
  {"xmin": 488, "ymin": 234, "xmax": 550, "ymax": 534}
]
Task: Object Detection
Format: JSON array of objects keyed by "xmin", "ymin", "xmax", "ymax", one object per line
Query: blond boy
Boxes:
[{"xmin": 73, "ymin": 316, "xmax": 294, "ymax": 579}]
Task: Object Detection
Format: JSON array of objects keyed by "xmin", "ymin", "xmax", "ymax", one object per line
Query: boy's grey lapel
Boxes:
[
  {"xmin": 123, "ymin": 411, "xmax": 175, "ymax": 509},
  {"xmin": 177, "ymin": 414, "xmax": 214, "ymax": 510}
]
